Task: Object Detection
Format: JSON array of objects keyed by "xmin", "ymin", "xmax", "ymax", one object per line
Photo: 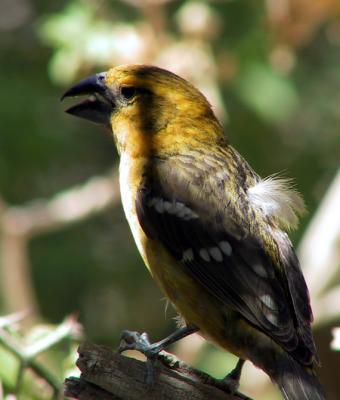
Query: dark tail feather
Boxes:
[{"xmin": 271, "ymin": 354, "xmax": 326, "ymax": 400}]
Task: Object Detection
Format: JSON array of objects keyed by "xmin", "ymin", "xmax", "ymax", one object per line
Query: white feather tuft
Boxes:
[{"xmin": 248, "ymin": 175, "xmax": 306, "ymax": 230}]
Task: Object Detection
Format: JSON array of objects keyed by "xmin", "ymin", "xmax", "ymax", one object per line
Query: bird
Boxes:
[{"xmin": 62, "ymin": 64, "xmax": 325, "ymax": 400}]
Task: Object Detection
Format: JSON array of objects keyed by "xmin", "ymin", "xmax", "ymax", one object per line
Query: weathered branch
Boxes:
[{"xmin": 64, "ymin": 342, "xmax": 252, "ymax": 400}]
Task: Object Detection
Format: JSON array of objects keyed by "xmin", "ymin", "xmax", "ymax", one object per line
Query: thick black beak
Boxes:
[{"xmin": 61, "ymin": 72, "xmax": 113, "ymax": 124}]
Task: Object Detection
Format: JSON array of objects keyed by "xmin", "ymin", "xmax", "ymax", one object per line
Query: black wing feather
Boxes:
[{"xmin": 136, "ymin": 159, "xmax": 316, "ymax": 364}]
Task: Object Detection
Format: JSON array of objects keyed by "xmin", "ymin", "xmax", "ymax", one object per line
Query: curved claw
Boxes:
[
  {"xmin": 118, "ymin": 330, "xmax": 160, "ymax": 359},
  {"xmin": 117, "ymin": 326, "xmax": 198, "ymax": 387},
  {"xmin": 118, "ymin": 329, "xmax": 160, "ymax": 386}
]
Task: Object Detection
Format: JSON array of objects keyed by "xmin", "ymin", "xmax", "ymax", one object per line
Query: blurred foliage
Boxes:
[
  {"xmin": 0, "ymin": 0, "xmax": 339, "ymax": 398},
  {"xmin": 0, "ymin": 314, "xmax": 80, "ymax": 399}
]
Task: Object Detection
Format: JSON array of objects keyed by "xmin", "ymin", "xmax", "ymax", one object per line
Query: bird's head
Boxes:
[{"xmin": 62, "ymin": 64, "xmax": 222, "ymax": 156}]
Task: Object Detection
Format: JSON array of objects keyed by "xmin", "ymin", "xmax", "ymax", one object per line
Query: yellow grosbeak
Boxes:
[{"xmin": 62, "ymin": 65, "xmax": 325, "ymax": 400}]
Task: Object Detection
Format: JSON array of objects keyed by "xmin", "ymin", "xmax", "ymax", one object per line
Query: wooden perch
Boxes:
[{"xmin": 64, "ymin": 342, "xmax": 253, "ymax": 400}]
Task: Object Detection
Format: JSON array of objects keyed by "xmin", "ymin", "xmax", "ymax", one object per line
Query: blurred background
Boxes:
[{"xmin": 0, "ymin": 0, "xmax": 339, "ymax": 399}]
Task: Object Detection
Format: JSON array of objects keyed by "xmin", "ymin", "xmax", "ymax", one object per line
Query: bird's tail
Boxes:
[{"xmin": 269, "ymin": 354, "xmax": 326, "ymax": 400}]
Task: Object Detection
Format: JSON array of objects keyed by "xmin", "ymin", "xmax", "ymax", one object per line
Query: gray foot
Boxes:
[{"xmin": 118, "ymin": 330, "xmax": 161, "ymax": 386}]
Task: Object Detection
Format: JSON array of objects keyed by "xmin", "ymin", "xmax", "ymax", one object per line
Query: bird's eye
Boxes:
[{"xmin": 120, "ymin": 86, "xmax": 137, "ymax": 101}]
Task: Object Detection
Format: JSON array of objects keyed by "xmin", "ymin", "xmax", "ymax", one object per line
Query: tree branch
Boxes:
[
  {"xmin": 0, "ymin": 168, "xmax": 119, "ymax": 321},
  {"xmin": 0, "ymin": 168, "xmax": 120, "ymax": 238},
  {"xmin": 65, "ymin": 342, "xmax": 253, "ymax": 400},
  {"xmin": 0, "ymin": 314, "xmax": 82, "ymax": 394}
]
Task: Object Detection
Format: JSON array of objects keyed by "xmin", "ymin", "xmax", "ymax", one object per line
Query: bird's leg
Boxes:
[
  {"xmin": 220, "ymin": 358, "xmax": 245, "ymax": 393},
  {"xmin": 118, "ymin": 325, "xmax": 199, "ymax": 357},
  {"xmin": 118, "ymin": 325, "xmax": 199, "ymax": 385}
]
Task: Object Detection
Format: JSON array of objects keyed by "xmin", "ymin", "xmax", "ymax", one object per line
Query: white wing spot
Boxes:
[
  {"xmin": 178, "ymin": 209, "xmax": 188, "ymax": 219},
  {"xmin": 199, "ymin": 248, "xmax": 211, "ymax": 262},
  {"xmin": 252, "ymin": 263, "xmax": 268, "ymax": 278},
  {"xmin": 260, "ymin": 294, "xmax": 277, "ymax": 311},
  {"xmin": 168, "ymin": 201, "xmax": 198, "ymax": 220},
  {"xmin": 219, "ymin": 241, "xmax": 232, "ymax": 256},
  {"xmin": 209, "ymin": 247, "xmax": 223, "ymax": 262},
  {"xmin": 147, "ymin": 198, "xmax": 158, "ymax": 207},
  {"xmin": 174, "ymin": 202, "xmax": 184, "ymax": 213},
  {"xmin": 266, "ymin": 312, "xmax": 278, "ymax": 326},
  {"xmin": 163, "ymin": 201, "xmax": 172, "ymax": 212},
  {"xmin": 148, "ymin": 198, "xmax": 198, "ymax": 220},
  {"xmin": 183, "ymin": 207, "xmax": 199, "ymax": 220},
  {"xmin": 155, "ymin": 198, "xmax": 164, "ymax": 213},
  {"xmin": 182, "ymin": 248, "xmax": 194, "ymax": 262}
]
